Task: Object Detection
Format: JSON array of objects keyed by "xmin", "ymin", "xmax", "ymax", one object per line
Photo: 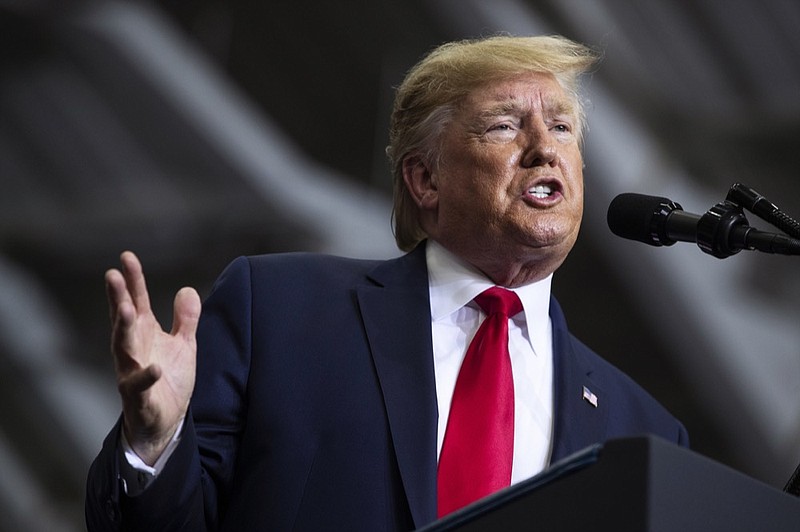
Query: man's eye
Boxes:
[
  {"xmin": 484, "ymin": 124, "xmax": 517, "ymax": 141},
  {"xmin": 552, "ymin": 124, "xmax": 570, "ymax": 133}
]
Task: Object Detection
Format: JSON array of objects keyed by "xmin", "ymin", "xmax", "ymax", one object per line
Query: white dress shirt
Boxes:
[{"xmin": 426, "ymin": 240, "xmax": 554, "ymax": 485}]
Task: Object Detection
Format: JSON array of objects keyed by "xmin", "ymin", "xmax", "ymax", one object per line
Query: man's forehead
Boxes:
[{"xmin": 463, "ymin": 74, "xmax": 576, "ymax": 117}]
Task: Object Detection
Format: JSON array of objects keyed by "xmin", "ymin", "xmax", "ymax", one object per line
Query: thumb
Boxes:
[{"xmin": 171, "ymin": 287, "xmax": 201, "ymax": 339}]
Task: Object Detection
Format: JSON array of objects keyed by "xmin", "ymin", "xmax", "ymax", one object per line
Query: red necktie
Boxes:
[{"xmin": 437, "ymin": 287, "xmax": 522, "ymax": 517}]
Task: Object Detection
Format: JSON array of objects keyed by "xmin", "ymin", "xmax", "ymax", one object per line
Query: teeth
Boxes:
[{"xmin": 529, "ymin": 184, "xmax": 553, "ymax": 198}]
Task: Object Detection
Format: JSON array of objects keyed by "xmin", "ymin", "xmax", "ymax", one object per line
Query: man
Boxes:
[{"xmin": 86, "ymin": 35, "xmax": 688, "ymax": 530}]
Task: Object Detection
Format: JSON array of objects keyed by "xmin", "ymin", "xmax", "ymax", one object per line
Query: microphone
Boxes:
[
  {"xmin": 607, "ymin": 193, "xmax": 696, "ymax": 247},
  {"xmin": 607, "ymin": 193, "xmax": 800, "ymax": 258}
]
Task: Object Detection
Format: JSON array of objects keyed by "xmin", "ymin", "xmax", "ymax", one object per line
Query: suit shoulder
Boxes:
[
  {"xmin": 551, "ymin": 299, "xmax": 665, "ymax": 403},
  {"xmin": 214, "ymin": 253, "xmax": 383, "ymax": 283},
  {"xmin": 569, "ymin": 333, "xmax": 664, "ymax": 406},
  {"xmin": 244, "ymin": 252, "xmax": 384, "ymax": 283},
  {"xmin": 555, "ymin": 314, "xmax": 688, "ymax": 445},
  {"xmin": 247, "ymin": 252, "xmax": 381, "ymax": 270}
]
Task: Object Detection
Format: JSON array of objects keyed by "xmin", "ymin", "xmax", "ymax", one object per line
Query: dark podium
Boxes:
[{"xmin": 421, "ymin": 436, "xmax": 800, "ymax": 531}]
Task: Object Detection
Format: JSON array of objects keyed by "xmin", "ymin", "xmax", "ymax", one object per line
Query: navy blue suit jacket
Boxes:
[{"xmin": 86, "ymin": 243, "xmax": 688, "ymax": 531}]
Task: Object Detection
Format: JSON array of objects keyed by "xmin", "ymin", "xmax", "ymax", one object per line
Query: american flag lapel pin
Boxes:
[{"xmin": 582, "ymin": 386, "xmax": 598, "ymax": 408}]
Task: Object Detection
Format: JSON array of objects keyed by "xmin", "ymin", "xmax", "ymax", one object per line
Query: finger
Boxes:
[
  {"xmin": 105, "ymin": 267, "xmax": 131, "ymax": 326},
  {"xmin": 111, "ymin": 303, "xmax": 145, "ymax": 378},
  {"xmin": 118, "ymin": 364, "xmax": 162, "ymax": 399},
  {"xmin": 107, "ymin": 266, "xmax": 138, "ymax": 363},
  {"xmin": 120, "ymin": 251, "xmax": 152, "ymax": 314},
  {"xmin": 171, "ymin": 287, "xmax": 201, "ymax": 340},
  {"xmin": 109, "ymin": 263, "xmax": 149, "ymax": 363},
  {"xmin": 110, "ymin": 299, "xmax": 141, "ymax": 372}
]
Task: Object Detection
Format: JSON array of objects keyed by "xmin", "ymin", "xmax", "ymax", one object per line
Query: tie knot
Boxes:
[{"xmin": 474, "ymin": 287, "xmax": 522, "ymax": 318}]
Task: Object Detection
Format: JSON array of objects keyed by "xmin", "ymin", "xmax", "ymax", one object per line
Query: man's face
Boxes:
[{"xmin": 421, "ymin": 72, "xmax": 585, "ymax": 282}]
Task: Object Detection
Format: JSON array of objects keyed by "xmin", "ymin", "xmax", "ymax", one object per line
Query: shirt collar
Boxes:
[{"xmin": 426, "ymin": 240, "xmax": 552, "ymax": 328}]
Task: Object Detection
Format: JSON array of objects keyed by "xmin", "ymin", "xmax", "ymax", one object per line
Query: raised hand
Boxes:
[{"xmin": 105, "ymin": 251, "xmax": 201, "ymax": 465}]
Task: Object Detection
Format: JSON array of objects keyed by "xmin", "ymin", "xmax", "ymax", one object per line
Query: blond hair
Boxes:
[{"xmin": 387, "ymin": 35, "xmax": 600, "ymax": 251}]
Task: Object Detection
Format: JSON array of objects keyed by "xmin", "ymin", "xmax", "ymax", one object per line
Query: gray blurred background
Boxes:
[{"xmin": 1, "ymin": 0, "xmax": 798, "ymax": 529}]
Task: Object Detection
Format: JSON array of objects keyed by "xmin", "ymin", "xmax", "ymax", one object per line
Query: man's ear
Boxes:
[{"xmin": 402, "ymin": 155, "xmax": 438, "ymax": 210}]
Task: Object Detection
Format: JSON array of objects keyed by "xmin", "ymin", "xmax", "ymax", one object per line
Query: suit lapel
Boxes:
[
  {"xmin": 356, "ymin": 245, "xmax": 438, "ymax": 528},
  {"xmin": 549, "ymin": 298, "xmax": 610, "ymax": 463}
]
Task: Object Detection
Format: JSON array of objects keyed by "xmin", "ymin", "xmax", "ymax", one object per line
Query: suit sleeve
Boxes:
[{"xmin": 85, "ymin": 257, "xmax": 254, "ymax": 531}]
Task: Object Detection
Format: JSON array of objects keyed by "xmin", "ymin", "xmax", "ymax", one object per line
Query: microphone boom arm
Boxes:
[{"xmin": 726, "ymin": 183, "xmax": 800, "ymax": 239}]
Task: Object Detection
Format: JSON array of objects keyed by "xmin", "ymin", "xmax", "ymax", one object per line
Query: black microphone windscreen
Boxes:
[{"xmin": 607, "ymin": 193, "xmax": 675, "ymax": 245}]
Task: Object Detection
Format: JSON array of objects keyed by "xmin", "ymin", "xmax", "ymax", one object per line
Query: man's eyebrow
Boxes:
[
  {"xmin": 545, "ymin": 98, "xmax": 577, "ymax": 119},
  {"xmin": 476, "ymin": 100, "xmax": 524, "ymax": 118},
  {"xmin": 475, "ymin": 97, "xmax": 577, "ymax": 119}
]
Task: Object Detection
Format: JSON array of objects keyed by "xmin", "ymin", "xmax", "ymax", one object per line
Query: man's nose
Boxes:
[{"xmin": 520, "ymin": 124, "xmax": 558, "ymax": 168}]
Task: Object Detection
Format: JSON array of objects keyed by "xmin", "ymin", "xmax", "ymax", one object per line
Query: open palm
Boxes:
[{"xmin": 106, "ymin": 251, "xmax": 201, "ymax": 465}]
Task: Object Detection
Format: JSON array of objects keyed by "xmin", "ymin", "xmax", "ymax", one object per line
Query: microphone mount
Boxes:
[
  {"xmin": 693, "ymin": 199, "xmax": 800, "ymax": 258},
  {"xmin": 695, "ymin": 200, "xmax": 749, "ymax": 259}
]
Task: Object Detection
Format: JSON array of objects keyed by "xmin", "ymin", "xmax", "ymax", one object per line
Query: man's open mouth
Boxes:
[{"xmin": 528, "ymin": 184, "xmax": 554, "ymax": 199}]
